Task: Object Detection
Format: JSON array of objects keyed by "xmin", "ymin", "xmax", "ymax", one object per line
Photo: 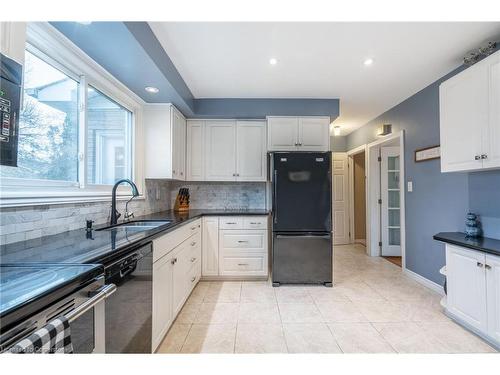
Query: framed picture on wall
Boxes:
[{"xmin": 415, "ymin": 145, "xmax": 440, "ymax": 162}]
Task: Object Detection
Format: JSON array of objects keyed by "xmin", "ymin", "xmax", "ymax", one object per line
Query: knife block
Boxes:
[{"xmin": 174, "ymin": 192, "xmax": 190, "ymax": 213}]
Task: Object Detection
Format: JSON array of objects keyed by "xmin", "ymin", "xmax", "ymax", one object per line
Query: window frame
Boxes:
[{"xmin": 0, "ymin": 22, "xmax": 145, "ymax": 207}]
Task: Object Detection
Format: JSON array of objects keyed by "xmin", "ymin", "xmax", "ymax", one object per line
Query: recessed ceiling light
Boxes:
[
  {"xmin": 364, "ymin": 58, "xmax": 374, "ymax": 66},
  {"xmin": 269, "ymin": 58, "xmax": 278, "ymax": 65},
  {"xmin": 333, "ymin": 126, "xmax": 341, "ymax": 136},
  {"xmin": 145, "ymin": 86, "xmax": 159, "ymax": 94}
]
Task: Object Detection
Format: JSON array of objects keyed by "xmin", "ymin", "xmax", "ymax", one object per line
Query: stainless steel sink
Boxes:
[{"xmin": 96, "ymin": 220, "xmax": 173, "ymax": 231}]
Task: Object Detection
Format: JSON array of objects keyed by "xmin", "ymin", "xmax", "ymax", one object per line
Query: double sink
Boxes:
[{"xmin": 96, "ymin": 220, "xmax": 173, "ymax": 232}]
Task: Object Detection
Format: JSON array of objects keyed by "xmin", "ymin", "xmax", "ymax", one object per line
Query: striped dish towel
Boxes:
[{"xmin": 9, "ymin": 316, "xmax": 73, "ymax": 354}]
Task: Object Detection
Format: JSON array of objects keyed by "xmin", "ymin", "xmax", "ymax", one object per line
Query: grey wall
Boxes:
[
  {"xmin": 469, "ymin": 170, "xmax": 500, "ymax": 239},
  {"xmin": 331, "ymin": 135, "xmax": 347, "ymax": 152},
  {"xmin": 346, "ymin": 67, "xmax": 471, "ymax": 285}
]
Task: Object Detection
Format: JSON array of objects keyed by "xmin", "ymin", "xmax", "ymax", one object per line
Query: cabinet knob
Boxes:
[
  {"xmin": 485, "ymin": 264, "xmax": 492, "ymax": 270},
  {"xmin": 171, "ymin": 258, "xmax": 177, "ymax": 265},
  {"xmin": 191, "ymin": 276, "xmax": 196, "ymax": 282},
  {"xmin": 298, "ymin": 143, "xmax": 302, "ymax": 146},
  {"xmin": 477, "ymin": 262, "xmax": 484, "ymax": 268},
  {"xmin": 180, "ymin": 172, "xmax": 184, "ymax": 175},
  {"xmin": 475, "ymin": 155, "xmax": 481, "ymax": 160},
  {"xmin": 190, "ymin": 257, "xmax": 196, "ymax": 262},
  {"xmin": 191, "ymin": 241, "xmax": 197, "ymax": 246},
  {"xmin": 481, "ymin": 154, "xmax": 488, "ymax": 159}
]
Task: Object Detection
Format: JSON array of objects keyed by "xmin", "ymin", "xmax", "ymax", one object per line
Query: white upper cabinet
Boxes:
[
  {"xmin": 236, "ymin": 121, "xmax": 267, "ymax": 181},
  {"xmin": 186, "ymin": 119, "xmax": 267, "ymax": 182},
  {"xmin": 267, "ymin": 116, "xmax": 330, "ymax": 151},
  {"xmin": 205, "ymin": 120, "xmax": 237, "ymax": 181},
  {"xmin": 298, "ymin": 117, "xmax": 331, "ymax": 151},
  {"xmin": 144, "ymin": 104, "xmax": 186, "ymax": 180},
  {"xmin": 0, "ymin": 22, "xmax": 27, "ymax": 64},
  {"xmin": 440, "ymin": 50, "xmax": 500, "ymax": 172},
  {"xmin": 267, "ymin": 117, "xmax": 298, "ymax": 150},
  {"xmin": 186, "ymin": 120, "xmax": 205, "ymax": 181}
]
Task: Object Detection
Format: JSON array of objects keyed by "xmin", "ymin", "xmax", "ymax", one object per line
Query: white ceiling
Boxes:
[{"xmin": 149, "ymin": 22, "xmax": 500, "ymax": 135}]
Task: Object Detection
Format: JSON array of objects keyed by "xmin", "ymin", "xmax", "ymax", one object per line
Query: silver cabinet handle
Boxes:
[
  {"xmin": 190, "ymin": 257, "xmax": 196, "ymax": 262},
  {"xmin": 485, "ymin": 264, "xmax": 492, "ymax": 270},
  {"xmin": 237, "ymin": 240, "xmax": 249, "ymax": 243},
  {"xmin": 226, "ymin": 222, "xmax": 237, "ymax": 225},
  {"xmin": 475, "ymin": 155, "xmax": 481, "ymax": 160},
  {"xmin": 191, "ymin": 226, "xmax": 197, "ymax": 230},
  {"xmin": 481, "ymin": 154, "xmax": 488, "ymax": 159},
  {"xmin": 477, "ymin": 262, "xmax": 484, "ymax": 268},
  {"xmin": 238, "ymin": 263, "xmax": 249, "ymax": 266},
  {"xmin": 249, "ymin": 222, "xmax": 260, "ymax": 225},
  {"xmin": 191, "ymin": 276, "xmax": 196, "ymax": 282}
]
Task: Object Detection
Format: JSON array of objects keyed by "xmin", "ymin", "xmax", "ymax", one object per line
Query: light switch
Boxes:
[{"xmin": 407, "ymin": 181, "xmax": 413, "ymax": 192}]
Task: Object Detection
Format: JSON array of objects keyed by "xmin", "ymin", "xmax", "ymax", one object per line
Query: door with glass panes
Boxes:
[{"xmin": 381, "ymin": 147, "xmax": 401, "ymax": 256}]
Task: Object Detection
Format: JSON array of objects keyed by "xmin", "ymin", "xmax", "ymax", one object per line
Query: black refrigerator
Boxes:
[{"xmin": 271, "ymin": 152, "xmax": 332, "ymax": 287}]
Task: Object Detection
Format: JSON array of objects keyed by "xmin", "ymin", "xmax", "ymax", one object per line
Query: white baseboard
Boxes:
[{"xmin": 404, "ymin": 268, "xmax": 445, "ymax": 295}]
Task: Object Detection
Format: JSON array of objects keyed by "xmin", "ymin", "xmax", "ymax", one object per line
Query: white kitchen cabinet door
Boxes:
[
  {"xmin": 446, "ymin": 244, "xmax": 488, "ymax": 332},
  {"xmin": 440, "ymin": 60, "xmax": 489, "ymax": 172},
  {"xmin": 186, "ymin": 120, "xmax": 205, "ymax": 181},
  {"xmin": 202, "ymin": 217, "xmax": 219, "ymax": 276},
  {"xmin": 172, "ymin": 244, "xmax": 189, "ymax": 316},
  {"xmin": 236, "ymin": 121, "xmax": 267, "ymax": 181},
  {"xmin": 267, "ymin": 117, "xmax": 298, "ymax": 151},
  {"xmin": 172, "ymin": 107, "xmax": 186, "ymax": 180},
  {"xmin": 205, "ymin": 121, "xmax": 237, "ymax": 181},
  {"xmin": 484, "ymin": 54, "xmax": 500, "ymax": 170},
  {"xmin": 298, "ymin": 117, "xmax": 330, "ymax": 151},
  {"xmin": 486, "ymin": 253, "xmax": 500, "ymax": 343},
  {"xmin": 152, "ymin": 254, "xmax": 173, "ymax": 351}
]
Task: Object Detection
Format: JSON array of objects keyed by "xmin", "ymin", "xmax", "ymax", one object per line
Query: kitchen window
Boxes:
[{"xmin": 0, "ymin": 23, "xmax": 143, "ymax": 207}]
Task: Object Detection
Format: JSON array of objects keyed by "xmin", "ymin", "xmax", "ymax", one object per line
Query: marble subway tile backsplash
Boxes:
[
  {"xmin": 168, "ymin": 181, "xmax": 267, "ymax": 210},
  {"xmin": 0, "ymin": 179, "xmax": 171, "ymax": 245},
  {"xmin": 0, "ymin": 180, "xmax": 268, "ymax": 245}
]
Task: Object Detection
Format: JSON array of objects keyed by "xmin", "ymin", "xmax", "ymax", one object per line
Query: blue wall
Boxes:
[
  {"xmin": 469, "ymin": 170, "xmax": 500, "ymax": 239},
  {"xmin": 346, "ymin": 67, "xmax": 471, "ymax": 285}
]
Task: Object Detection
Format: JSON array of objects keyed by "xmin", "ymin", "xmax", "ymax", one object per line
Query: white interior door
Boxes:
[
  {"xmin": 381, "ymin": 146, "xmax": 401, "ymax": 256},
  {"xmin": 332, "ymin": 152, "xmax": 349, "ymax": 245}
]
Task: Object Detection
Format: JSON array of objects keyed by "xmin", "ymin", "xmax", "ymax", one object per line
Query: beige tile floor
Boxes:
[{"xmin": 157, "ymin": 244, "xmax": 497, "ymax": 354}]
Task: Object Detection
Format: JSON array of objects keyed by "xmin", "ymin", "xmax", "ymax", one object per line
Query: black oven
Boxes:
[{"xmin": 0, "ymin": 53, "xmax": 22, "ymax": 167}]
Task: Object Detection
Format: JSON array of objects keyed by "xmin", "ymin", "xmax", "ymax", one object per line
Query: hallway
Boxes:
[{"xmin": 157, "ymin": 244, "xmax": 496, "ymax": 353}]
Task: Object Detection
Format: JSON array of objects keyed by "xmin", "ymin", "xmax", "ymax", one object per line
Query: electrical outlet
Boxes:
[
  {"xmin": 407, "ymin": 181, "xmax": 413, "ymax": 192},
  {"xmin": 155, "ymin": 188, "xmax": 161, "ymax": 200}
]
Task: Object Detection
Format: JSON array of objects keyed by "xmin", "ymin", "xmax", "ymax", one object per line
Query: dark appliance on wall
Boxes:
[
  {"xmin": 102, "ymin": 241, "xmax": 153, "ymax": 353},
  {"xmin": 0, "ymin": 53, "xmax": 22, "ymax": 167},
  {"xmin": 271, "ymin": 152, "xmax": 333, "ymax": 287}
]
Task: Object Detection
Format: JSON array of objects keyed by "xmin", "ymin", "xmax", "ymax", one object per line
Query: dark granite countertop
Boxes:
[
  {"xmin": 433, "ymin": 232, "xmax": 500, "ymax": 257},
  {"xmin": 0, "ymin": 209, "xmax": 270, "ymax": 265}
]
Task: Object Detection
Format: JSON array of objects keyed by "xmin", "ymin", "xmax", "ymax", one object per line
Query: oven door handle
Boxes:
[{"xmin": 66, "ymin": 284, "xmax": 116, "ymax": 323}]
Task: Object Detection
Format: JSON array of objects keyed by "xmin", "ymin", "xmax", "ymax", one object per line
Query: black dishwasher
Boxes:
[{"xmin": 104, "ymin": 242, "xmax": 152, "ymax": 353}]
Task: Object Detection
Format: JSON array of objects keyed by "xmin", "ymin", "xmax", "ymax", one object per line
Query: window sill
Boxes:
[{"xmin": 0, "ymin": 192, "xmax": 145, "ymax": 208}]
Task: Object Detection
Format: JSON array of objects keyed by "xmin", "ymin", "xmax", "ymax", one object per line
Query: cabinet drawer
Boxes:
[
  {"xmin": 220, "ymin": 230, "xmax": 266, "ymax": 251},
  {"xmin": 219, "ymin": 217, "xmax": 244, "ymax": 229},
  {"xmin": 186, "ymin": 232, "xmax": 202, "ymax": 268},
  {"xmin": 220, "ymin": 256, "xmax": 267, "ymax": 276},
  {"xmin": 243, "ymin": 216, "xmax": 268, "ymax": 229},
  {"xmin": 153, "ymin": 219, "xmax": 201, "ymax": 262}
]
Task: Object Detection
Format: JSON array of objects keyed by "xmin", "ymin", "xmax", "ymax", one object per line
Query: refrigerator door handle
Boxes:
[
  {"xmin": 275, "ymin": 234, "xmax": 331, "ymax": 239},
  {"xmin": 273, "ymin": 169, "xmax": 278, "ymax": 224}
]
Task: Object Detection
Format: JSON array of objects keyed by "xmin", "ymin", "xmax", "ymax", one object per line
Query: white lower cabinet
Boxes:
[
  {"xmin": 486, "ymin": 254, "xmax": 500, "ymax": 343},
  {"xmin": 445, "ymin": 244, "xmax": 500, "ymax": 347},
  {"xmin": 151, "ymin": 219, "xmax": 201, "ymax": 352},
  {"xmin": 202, "ymin": 217, "xmax": 219, "ymax": 276},
  {"xmin": 152, "ymin": 252, "xmax": 174, "ymax": 351},
  {"xmin": 201, "ymin": 215, "xmax": 269, "ymax": 278}
]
